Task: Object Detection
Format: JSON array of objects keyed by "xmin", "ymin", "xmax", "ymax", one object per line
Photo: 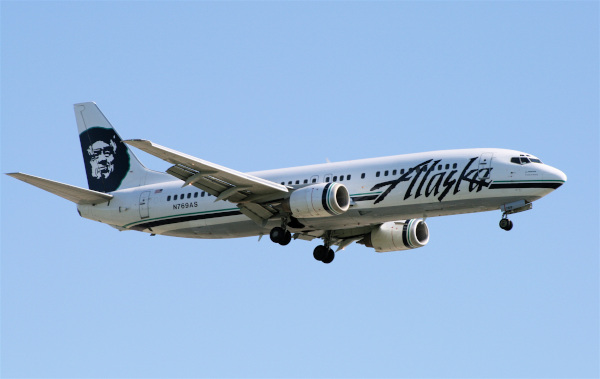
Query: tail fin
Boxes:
[{"xmin": 75, "ymin": 102, "xmax": 166, "ymax": 193}]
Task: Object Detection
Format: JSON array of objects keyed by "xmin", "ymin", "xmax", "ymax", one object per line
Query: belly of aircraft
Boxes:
[{"xmin": 154, "ymin": 194, "xmax": 538, "ymax": 239}]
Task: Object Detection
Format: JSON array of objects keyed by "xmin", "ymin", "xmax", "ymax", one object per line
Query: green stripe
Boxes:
[
  {"xmin": 350, "ymin": 192, "xmax": 383, "ymax": 196},
  {"xmin": 123, "ymin": 207, "xmax": 239, "ymax": 228},
  {"xmin": 493, "ymin": 180, "xmax": 565, "ymax": 183},
  {"xmin": 407, "ymin": 219, "xmax": 414, "ymax": 248},
  {"xmin": 327, "ymin": 184, "xmax": 335, "ymax": 214}
]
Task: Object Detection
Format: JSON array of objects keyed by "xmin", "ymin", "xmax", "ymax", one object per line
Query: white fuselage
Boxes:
[{"xmin": 78, "ymin": 148, "xmax": 566, "ymax": 239}]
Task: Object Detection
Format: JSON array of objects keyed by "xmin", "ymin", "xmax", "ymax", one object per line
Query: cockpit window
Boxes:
[{"xmin": 511, "ymin": 156, "xmax": 543, "ymax": 165}]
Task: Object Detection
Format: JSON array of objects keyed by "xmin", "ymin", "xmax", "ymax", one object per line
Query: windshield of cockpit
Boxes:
[{"xmin": 510, "ymin": 155, "xmax": 543, "ymax": 164}]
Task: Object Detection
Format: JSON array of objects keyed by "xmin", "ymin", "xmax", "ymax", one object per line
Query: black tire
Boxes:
[
  {"xmin": 322, "ymin": 248, "xmax": 335, "ymax": 264},
  {"xmin": 313, "ymin": 245, "xmax": 327, "ymax": 261},
  {"xmin": 506, "ymin": 220, "xmax": 514, "ymax": 231},
  {"xmin": 279, "ymin": 231, "xmax": 292, "ymax": 246},
  {"xmin": 270, "ymin": 227, "xmax": 285, "ymax": 243},
  {"xmin": 499, "ymin": 218, "xmax": 510, "ymax": 230}
]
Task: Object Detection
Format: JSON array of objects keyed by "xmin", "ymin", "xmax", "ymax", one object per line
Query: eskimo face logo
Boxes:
[
  {"xmin": 80, "ymin": 127, "xmax": 130, "ymax": 193},
  {"xmin": 87, "ymin": 139, "xmax": 117, "ymax": 179}
]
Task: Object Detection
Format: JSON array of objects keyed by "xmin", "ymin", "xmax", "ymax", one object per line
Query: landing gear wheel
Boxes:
[
  {"xmin": 313, "ymin": 245, "xmax": 327, "ymax": 261},
  {"xmin": 499, "ymin": 218, "xmax": 513, "ymax": 231},
  {"xmin": 313, "ymin": 245, "xmax": 335, "ymax": 263},
  {"xmin": 322, "ymin": 248, "xmax": 335, "ymax": 264},
  {"xmin": 270, "ymin": 227, "xmax": 286, "ymax": 243},
  {"xmin": 279, "ymin": 231, "xmax": 292, "ymax": 246}
]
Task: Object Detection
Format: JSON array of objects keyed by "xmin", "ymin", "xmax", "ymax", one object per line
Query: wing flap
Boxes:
[
  {"xmin": 7, "ymin": 173, "xmax": 113, "ymax": 205},
  {"xmin": 238, "ymin": 203, "xmax": 277, "ymax": 227}
]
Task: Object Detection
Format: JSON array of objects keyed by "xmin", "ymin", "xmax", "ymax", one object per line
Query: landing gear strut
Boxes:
[{"xmin": 499, "ymin": 216, "xmax": 513, "ymax": 231}]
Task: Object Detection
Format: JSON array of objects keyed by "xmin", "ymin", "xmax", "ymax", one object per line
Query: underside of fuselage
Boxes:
[{"xmin": 148, "ymin": 193, "xmax": 543, "ymax": 240}]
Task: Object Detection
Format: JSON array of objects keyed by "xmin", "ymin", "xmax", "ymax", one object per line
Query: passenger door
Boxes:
[
  {"xmin": 139, "ymin": 191, "xmax": 150, "ymax": 219},
  {"xmin": 477, "ymin": 153, "xmax": 493, "ymax": 180}
]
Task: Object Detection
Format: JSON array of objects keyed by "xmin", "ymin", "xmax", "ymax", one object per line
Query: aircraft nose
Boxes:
[{"xmin": 544, "ymin": 166, "xmax": 567, "ymax": 187}]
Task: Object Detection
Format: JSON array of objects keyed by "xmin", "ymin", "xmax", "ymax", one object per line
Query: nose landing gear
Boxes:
[
  {"xmin": 498, "ymin": 200, "xmax": 532, "ymax": 231},
  {"xmin": 499, "ymin": 217, "xmax": 513, "ymax": 231}
]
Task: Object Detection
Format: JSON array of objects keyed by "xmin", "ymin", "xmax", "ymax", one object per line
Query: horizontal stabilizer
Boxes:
[{"xmin": 6, "ymin": 173, "xmax": 113, "ymax": 205}]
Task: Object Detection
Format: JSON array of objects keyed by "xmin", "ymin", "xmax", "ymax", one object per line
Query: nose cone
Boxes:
[{"xmin": 544, "ymin": 165, "xmax": 567, "ymax": 188}]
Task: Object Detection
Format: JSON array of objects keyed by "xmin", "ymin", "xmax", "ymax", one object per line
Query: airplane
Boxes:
[{"xmin": 7, "ymin": 102, "xmax": 567, "ymax": 264}]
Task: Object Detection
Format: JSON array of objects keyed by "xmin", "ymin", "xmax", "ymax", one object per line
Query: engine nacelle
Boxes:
[
  {"xmin": 283, "ymin": 182, "xmax": 350, "ymax": 218},
  {"xmin": 363, "ymin": 219, "xmax": 430, "ymax": 252}
]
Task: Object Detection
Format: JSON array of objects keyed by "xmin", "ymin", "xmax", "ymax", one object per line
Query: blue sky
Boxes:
[{"xmin": 1, "ymin": 1, "xmax": 598, "ymax": 378}]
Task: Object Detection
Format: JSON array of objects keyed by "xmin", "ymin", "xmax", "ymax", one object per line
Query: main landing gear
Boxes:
[
  {"xmin": 269, "ymin": 222, "xmax": 336, "ymax": 264},
  {"xmin": 313, "ymin": 245, "xmax": 335, "ymax": 264},
  {"xmin": 499, "ymin": 215, "xmax": 513, "ymax": 231},
  {"xmin": 313, "ymin": 231, "xmax": 335, "ymax": 264},
  {"xmin": 269, "ymin": 226, "xmax": 292, "ymax": 245}
]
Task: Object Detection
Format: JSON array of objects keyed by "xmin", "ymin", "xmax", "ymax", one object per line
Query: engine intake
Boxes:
[
  {"xmin": 363, "ymin": 219, "xmax": 430, "ymax": 252},
  {"xmin": 283, "ymin": 182, "xmax": 350, "ymax": 218}
]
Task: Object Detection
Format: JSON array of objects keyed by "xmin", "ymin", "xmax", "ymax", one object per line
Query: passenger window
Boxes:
[
  {"xmin": 295, "ymin": 180, "xmax": 300, "ymax": 185},
  {"xmin": 361, "ymin": 173, "xmax": 365, "ymax": 179},
  {"xmin": 281, "ymin": 182, "xmax": 285, "ymax": 185},
  {"xmin": 333, "ymin": 176, "xmax": 338, "ymax": 182},
  {"xmin": 392, "ymin": 169, "xmax": 397, "ymax": 175},
  {"xmin": 174, "ymin": 195, "xmax": 178, "ymax": 200},
  {"xmin": 304, "ymin": 179, "xmax": 308, "ymax": 184},
  {"xmin": 445, "ymin": 164, "xmax": 450, "ymax": 170},
  {"xmin": 167, "ymin": 195, "xmax": 171, "ymax": 201},
  {"xmin": 325, "ymin": 177, "xmax": 330, "ymax": 182},
  {"xmin": 312, "ymin": 178, "xmax": 317, "ymax": 183},
  {"xmin": 194, "ymin": 192, "xmax": 198, "ymax": 198},
  {"xmin": 340, "ymin": 175, "xmax": 344, "ymax": 181},
  {"xmin": 384, "ymin": 170, "xmax": 389, "ymax": 176},
  {"xmin": 187, "ymin": 193, "xmax": 191, "ymax": 199},
  {"xmin": 201, "ymin": 192, "xmax": 205, "ymax": 197},
  {"xmin": 401, "ymin": 169, "xmax": 405, "ymax": 174},
  {"xmin": 288, "ymin": 181, "xmax": 293, "ymax": 185},
  {"xmin": 376, "ymin": 171, "xmax": 380, "ymax": 177},
  {"xmin": 453, "ymin": 163, "xmax": 457, "ymax": 169},
  {"xmin": 438, "ymin": 165, "xmax": 442, "ymax": 170},
  {"xmin": 422, "ymin": 166, "xmax": 428, "ymax": 172},
  {"xmin": 347, "ymin": 174, "xmax": 351, "ymax": 180}
]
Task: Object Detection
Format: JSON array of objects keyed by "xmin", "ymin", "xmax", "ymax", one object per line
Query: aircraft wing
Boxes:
[
  {"xmin": 6, "ymin": 173, "xmax": 113, "ymax": 205},
  {"xmin": 124, "ymin": 139, "xmax": 289, "ymax": 224}
]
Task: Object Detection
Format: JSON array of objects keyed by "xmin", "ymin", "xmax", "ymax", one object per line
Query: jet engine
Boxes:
[
  {"xmin": 363, "ymin": 219, "xmax": 430, "ymax": 252},
  {"xmin": 283, "ymin": 182, "xmax": 350, "ymax": 218}
]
